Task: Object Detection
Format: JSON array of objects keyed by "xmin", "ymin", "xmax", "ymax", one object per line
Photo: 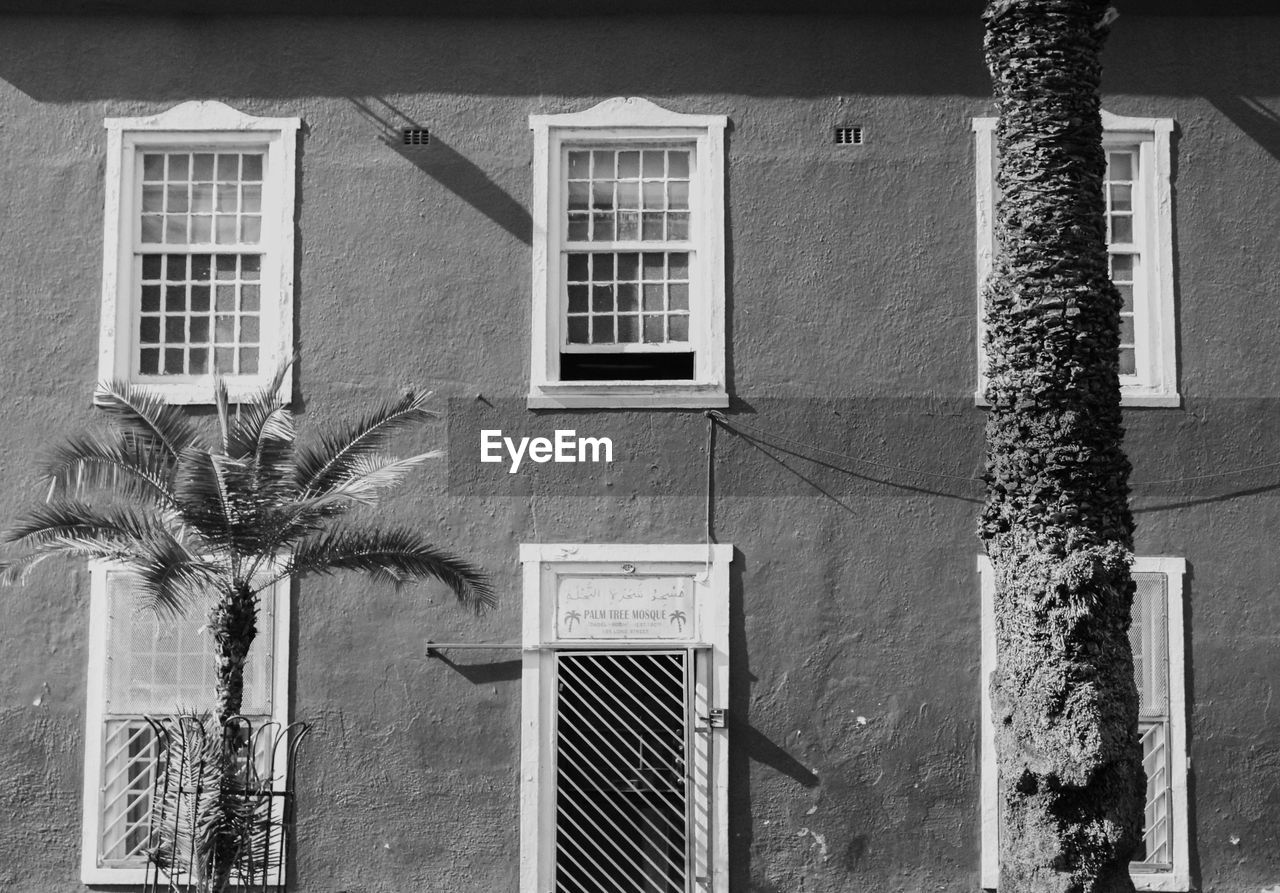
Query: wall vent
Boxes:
[
  {"xmin": 402, "ymin": 128, "xmax": 430, "ymax": 146},
  {"xmin": 834, "ymin": 125, "xmax": 863, "ymax": 145}
]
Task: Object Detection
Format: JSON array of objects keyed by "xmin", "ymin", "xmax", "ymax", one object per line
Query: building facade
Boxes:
[{"xmin": 0, "ymin": 4, "xmax": 1277, "ymax": 892}]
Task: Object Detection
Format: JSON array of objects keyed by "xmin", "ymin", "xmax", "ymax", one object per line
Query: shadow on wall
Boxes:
[
  {"xmin": 0, "ymin": 16, "xmax": 993, "ymax": 102},
  {"xmin": 1207, "ymin": 95, "xmax": 1280, "ymax": 164},
  {"xmin": 350, "ymin": 96, "xmax": 532, "ymax": 246}
]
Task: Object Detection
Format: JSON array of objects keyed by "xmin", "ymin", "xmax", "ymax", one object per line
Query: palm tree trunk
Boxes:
[
  {"xmin": 206, "ymin": 581, "xmax": 259, "ymax": 891},
  {"xmin": 209, "ymin": 581, "xmax": 258, "ymax": 726},
  {"xmin": 981, "ymin": 2, "xmax": 1144, "ymax": 891}
]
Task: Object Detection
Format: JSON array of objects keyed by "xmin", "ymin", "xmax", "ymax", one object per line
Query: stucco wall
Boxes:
[{"xmin": 0, "ymin": 12, "xmax": 1277, "ymax": 893}]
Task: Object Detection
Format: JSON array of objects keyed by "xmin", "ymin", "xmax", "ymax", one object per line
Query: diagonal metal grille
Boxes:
[{"xmin": 555, "ymin": 651, "xmax": 690, "ymax": 893}]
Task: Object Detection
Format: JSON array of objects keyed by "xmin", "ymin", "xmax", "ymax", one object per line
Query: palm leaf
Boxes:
[
  {"xmin": 94, "ymin": 379, "xmax": 201, "ymax": 460},
  {"xmin": 0, "ymin": 551, "xmax": 54, "ymax": 585},
  {"xmin": 4, "ymin": 500, "xmax": 160, "ymax": 548},
  {"xmin": 172, "ymin": 450, "xmax": 255, "ymax": 557},
  {"xmin": 224, "ymin": 361, "xmax": 294, "ymax": 461},
  {"xmin": 323, "ymin": 452, "xmax": 442, "ymax": 504},
  {"xmin": 128, "ymin": 536, "xmax": 226, "ymax": 618},
  {"xmin": 284, "ymin": 526, "xmax": 495, "ymax": 612},
  {"xmin": 41, "ymin": 432, "xmax": 178, "ymax": 507},
  {"xmin": 294, "ymin": 391, "xmax": 438, "ymax": 496}
]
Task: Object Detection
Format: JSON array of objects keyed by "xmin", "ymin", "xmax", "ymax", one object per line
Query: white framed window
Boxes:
[
  {"xmin": 519, "ymin": 543, "xmax": 732, "ymax": 892},
  {"xmin": 978, "ymin": 556, "xmax": 1190, "ymax": 891},
  {"xmin": 973, "ymin": 112, "xmax": 1178, "ymax": 407},
  {"xmin": 81, "ymin": 566, "xmax": 291, "ymax": 885},
  {"xmin": 528, "ymin": 98, "xmax": 728, "ymax": 409},
  {"xmin": 100, "ymin": 101, "xmax": 299, "ymax": 404}
]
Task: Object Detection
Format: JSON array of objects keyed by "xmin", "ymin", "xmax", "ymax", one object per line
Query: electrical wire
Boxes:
[{"xmin": 707, "ymin": 410, "xmax": 1280, "ymax": 489}]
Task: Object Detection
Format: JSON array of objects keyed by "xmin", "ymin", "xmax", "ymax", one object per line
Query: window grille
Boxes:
[
  {"xmin": 554, "ymin": 651, "xmax": 698, "ymax": 893},
  {"xmin": 402, "ymin": 128, "xmax": 430, "ymax": 146}
]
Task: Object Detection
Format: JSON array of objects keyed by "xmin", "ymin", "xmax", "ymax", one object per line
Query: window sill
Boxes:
[
  {"xmin": 527, "ymin": 382, "xmax": 728, "ymax": 410},
  {"xmin": 1132, "ymin": 870, "xmax": 1190, "ymax": 892},
  {"xmin": 93, "ymin": 374, "xmax": 292, "ymax": 407}
]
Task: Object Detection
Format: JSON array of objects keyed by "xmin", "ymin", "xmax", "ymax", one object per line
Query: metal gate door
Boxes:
[{"xmin": 553, "ymin": 651, "xmax": 692, "ymax": 893}]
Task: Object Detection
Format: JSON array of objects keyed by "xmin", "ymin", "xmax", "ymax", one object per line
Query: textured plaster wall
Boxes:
[{"xmin": 0, "ymin": 12, "xmax": 1276, "ymax": 893}]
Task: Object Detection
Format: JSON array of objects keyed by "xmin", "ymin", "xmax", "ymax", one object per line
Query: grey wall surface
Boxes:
[{"xmin": 0, "ymin": 13, "xmax": 1277, "ymax": 893}]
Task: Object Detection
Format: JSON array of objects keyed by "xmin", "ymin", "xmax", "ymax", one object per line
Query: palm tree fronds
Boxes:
[
  {"xmin": 294, "ymin": 391, "xmax": 438, "ymax": 496},
  {"xmin": 0, "ymin": 551, "xmax": 54, "ymax": 585},
  {"xmin": 40, "ymin": 432, "xmax": 178, "ymax": 506},
  {"xmin": 94, "ymin": 379, "xmax": 201, "ymax": 460},
  {"xmin": 4, "ymin": 500, "xmax": 161, "ymax": 548},
  {"xmin": 287, "ymin": 526, "xmax": 495, "ymax": 612},
  {"xmin": 324, "ymin": 452, "xmax": 442, "ymax": 504},
  {"xmin": 149, "ymin": 713, "xmax": 225, "ymax": 881},
  {"xmin": 129, "ymin": 536, "xmax": 226, "ymax": 618},
  {"xmin": 173, "ymin": 450, "xmax": 254, "ymax": 555}
]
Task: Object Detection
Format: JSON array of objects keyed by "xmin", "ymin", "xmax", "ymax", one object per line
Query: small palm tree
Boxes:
[
  {"xmin": 0, "ymin": 366, "xmax": 493, "ymax": 725},
  {"xmin": 1, "ymin": 366, "xmax": 492, "ymax": 891}
]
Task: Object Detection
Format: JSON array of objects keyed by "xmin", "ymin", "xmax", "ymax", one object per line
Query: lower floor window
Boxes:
[
  {"xmin": 82, "ymin": 566, "xmax": 290, "ymax": 885},
  {"xmin": 520, "ymin": 544, "xmax": 732, "ymax": 893},
  {"xmin": 978, "ymin": 556, "xmax": 1190, "ymax": 891}
]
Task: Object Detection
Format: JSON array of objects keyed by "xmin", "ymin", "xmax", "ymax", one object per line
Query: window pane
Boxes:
[
  {"xmin": 592, "ymin": 150, "xmax": 615, "ymax": 179},
  {"xmin": 216, "ymin": 154, "xmax": 239, "ymax": 180},
  {"xmin": 140, "ymin": 285, "xmax": 161, "ymax": 313},
  {"xmin": 567, "ymin": 151, "xmax": 590, "ymax": 179},
  {"xmin": 1110, "ymin": 254, "xmax": 1134, "ymax": 281},
  {"xmin": 591, "ymin": 316, "xmax": 615, "ymax": 344},
  {"xmin": 592, "ymin": 286, "xmax": 613, "ymax": 313},
  {"xmin": 142, "ymin": 154, "xmax": 165, "ymax": 180},
  {"xmin": 1111, "ymin": 215, "xmax": 1133, "ymax": 244},
  {"xmin": 1109, "ymin": 184, "xmax": 1132, "ymax": 212},
  {"xmin": 142, "ymin": 185, "xmax": 164, "ymax": 213},
  {"xmin": 189, "ymin": 317, "xmax": 210, "ymax": 343},
  {"xmin": 1108, "ymin": 152, "xmax": 1133, "ymax": 180},
  {"xmin": 617, "ymin": 284, "xmax": 638, "ymax": 312},
  {"xmin": 617, "ymin": 253, "xmax": 639, "ymax": 281},
  {"xmin": 192, "ymin": 153, "xmax": 215, "ymax": 180},
  {"xmin": 1119, "ymin": 348, "xmax": 1136, "ymax": 375},
  {"xmin": 617, "ymin": 151, "xmax": 640, "ymax": 178},
  {"xmin": 591, "ymin": 254, "xmax": 614, "ymax": 282},
  {"xmin": 241, "ymin": 154, "xmax": 263, "ymax": 180},
  {"xmin": 191, "ymin": 184, "xmax": 214, "ymax": 213}
]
